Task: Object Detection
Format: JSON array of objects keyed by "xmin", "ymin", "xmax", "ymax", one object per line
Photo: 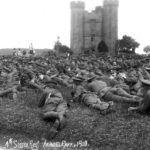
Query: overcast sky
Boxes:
[{"xmin": 0, "ymin": 0, "xmax": 149, "ymax": 54}]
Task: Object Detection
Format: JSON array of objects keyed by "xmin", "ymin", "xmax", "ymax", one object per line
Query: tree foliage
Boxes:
[
  {"xmin": 117, "ymin": 35, "xmax": 140, "ymax": 53},
  {"xmin": 54, "ymin": 41, "xmax": 73, "ymax": 55},
  {"xmin": 143, "ymin": 45, "xmax": 150, "ymax": 54},
  {"xmin": 59, "ymin": 45, "xmax": 70, "ymax": 53}
]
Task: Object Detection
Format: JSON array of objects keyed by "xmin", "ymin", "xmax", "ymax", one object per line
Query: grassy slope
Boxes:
[{"xmin": 0, "ymin": 86, "xmax": 150, "ymax": 150}]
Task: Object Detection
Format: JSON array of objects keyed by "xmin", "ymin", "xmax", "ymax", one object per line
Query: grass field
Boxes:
[{"xmin": 0, "ymin": 86, "xmax": 150, "ymax": 150}]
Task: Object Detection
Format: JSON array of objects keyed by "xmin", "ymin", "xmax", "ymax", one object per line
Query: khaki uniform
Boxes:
[
  {"xmin": 41, "ymin": 90, "xmax": 67, "ymax": 114},
  {"xmin": 128, "ymin": 78, "xmax": 150, "ymax": 113},
  {"xmin": 88, "ymin": 79, "xmax": 139, "ymax": 103},
  {"xmin": 73, "ymin": 85, "xmax": 113, "ymax": 112},
  {"xmin": 38, "ymin": 88, "xmax": 68, "ymax": 131},
  {"xmin": 82, "ymin": 93, "xmax": 110, "ymax": 111},
  {"xmin": 19, "ymin": 68, "xmax": 34, "ymax": 86}
]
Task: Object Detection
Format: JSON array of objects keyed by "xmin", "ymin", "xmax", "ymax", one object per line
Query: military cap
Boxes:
[
  {"xmin": 140, "ymin": 79, "xmax": 150, "ymax": 86},
  {"xmin": 95, "ymin": 70, "xmax": 103, "ymax": 76},
  {"xmin": 86, "ymin": 75, "xmax": 96, "ymax": 82},
  {"xmin": 78, "ymin": 65, "xmax": 86, "ymax": 70},
  {"xmin": 72, "ymin": 77, "xmax": 84, "ymax": 82},
  {"xmin": 145, "ymin": 67, "xmax": 150, "ymax": 71},
  {"xmin": 45, "ymin": 80, "xmax": 58, "ymax": 86}
]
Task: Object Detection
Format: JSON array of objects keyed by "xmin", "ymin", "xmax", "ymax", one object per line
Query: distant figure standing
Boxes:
[{"xmin": 29, "ymin": 43, "xmax": 35, "ymax": 55}]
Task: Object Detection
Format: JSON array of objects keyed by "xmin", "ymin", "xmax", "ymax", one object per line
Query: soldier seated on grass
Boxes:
[
  {"xmin": 0, "ymin": 66, "xmax": 20, "ymax": 100},
  {"xmin": 128, "ymin": 68, "xmax": 150, "ymax": 113},
  {"xmin": 17, "ymin": 64, "xmax": 35, "ymax": 88}
]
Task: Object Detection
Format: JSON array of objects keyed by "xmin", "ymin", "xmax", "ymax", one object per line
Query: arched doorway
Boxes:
[{"xmin": 97, "ymin": 41, "xmax": 108, "ymax": 53}]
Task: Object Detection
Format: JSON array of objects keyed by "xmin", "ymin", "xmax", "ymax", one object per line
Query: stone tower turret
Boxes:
[
  {"xmin": 70, "ymin": 1, "xmax": 85, "ymax": 54},
  {"xmin": 102, "ymin": 0, "xmax": 119, "ymax": 56}
]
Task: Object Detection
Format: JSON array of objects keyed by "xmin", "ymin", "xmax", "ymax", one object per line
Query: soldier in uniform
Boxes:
[
  {"xmin": 0, "ymin": 87, "xmax": 18, "ymax": 99},
  {"xmin": 87, "ymin": 77, "xmax": 141, "ymax": 103},
  {"xmin": 72, "ymin": 77, "xmax": 114, "ymax": 114},
  {"xmin": 128, "ymin": 68, "xmax": 150, "ymax": 113},
  {"xmin": 0, "ymin": 65, "xmax": 19, "ymax": 100},
  {"xmin": 29, "ymin": 81, "xmax": 68, "ymax": 139},
  {"xmin": 17, "ymin": 65, "xmax": 35, "ymax": 87}
]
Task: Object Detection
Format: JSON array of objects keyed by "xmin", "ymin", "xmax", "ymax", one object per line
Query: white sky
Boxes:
[{"xmin": 0, "ymin": 0, "xmax": 149, "ymax": 54}]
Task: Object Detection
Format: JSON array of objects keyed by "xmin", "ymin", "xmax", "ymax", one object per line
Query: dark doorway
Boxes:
[{"xmin": 97, "ymin": 41, "xmax": 108, "ymax": 53}]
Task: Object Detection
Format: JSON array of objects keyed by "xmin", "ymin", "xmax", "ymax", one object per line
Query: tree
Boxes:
[
  {"xmin": 60, "ymin": 45, "xmax": 70, "ymax": 53},
  {"xmin": 117, "ymin": 35, "xmax": 140, "ymax": 53},
  {"xmin": 143, "ymin": 45, "xmax": 150, "ymax": 55},
  {"xmin": 54, "ymin": 40, "xmax": 73, "ymax": 55},
  {"xmin": 54, "ymin": 40, "xmax": 62, "ymax": 51},
  {"xmin": 59, "ymin": 45, "xmax": 74, "ymax": 55}
]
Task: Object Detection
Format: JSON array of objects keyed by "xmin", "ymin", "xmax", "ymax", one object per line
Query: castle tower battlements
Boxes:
[
  {"xmin": 70, "ymin": 1, "xmax": 85, "ymax": 9},
  {"xmin": 103, "ymin": 0, "xmax": 119, "ymax": 6}
]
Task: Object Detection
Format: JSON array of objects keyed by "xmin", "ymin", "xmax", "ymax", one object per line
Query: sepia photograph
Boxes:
[{"xmin": 0, "ymin": 0, "xmax": 149, "ymax": 149}]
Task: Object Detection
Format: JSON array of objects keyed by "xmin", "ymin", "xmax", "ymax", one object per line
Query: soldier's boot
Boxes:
[
  {"xmin": 46, "ymin": 119, "xmax": 59, "ymax": 140},
  {"xmin": 58, "ymin": 113, "xmax": 66, "ymax": 130},
  {"xmin": 12, "ymin": 93, "xmax": 18, "ymax": 101},
  {"xmin": 53, "ymin": 119, "xmax": 60, "ymax": 129},
  {"xmin": 108, "ymin": 101, "xmax": 114, "ymax": 106},
  {"xmin": 132, "ymin": 96, "xmax": 143, "ymax": 104},
  {"xmin": 100, "ymin": 101, "xmax": 115, "ymax": 115},
  {"xmin": 12, "ymin": 87, "xmax": 19, "ymax": 101},
  {"xmin": 92, "ymin": 102, "xmax": 110, "ymax": 111},
  {"xmin": 42, "ymin": 112, "xmax": 59, "ymax": 120},
  {"xmin": 128, "ymin": 107, "xmax": 138, "ymax": 112}
]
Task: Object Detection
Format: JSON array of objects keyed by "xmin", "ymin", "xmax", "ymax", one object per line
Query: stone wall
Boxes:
[
  {"xmin": 83, "ymin": 8, "xmax": 103, "ymax": 51},
  {"xmin": 70, "ymin": 1, "xmax": 85, "ymax": 54}
]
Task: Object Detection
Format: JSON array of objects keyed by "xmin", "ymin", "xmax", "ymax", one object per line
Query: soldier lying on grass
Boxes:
[
  {"xmin": 87, "ymin": 76, "xmax": 141, "ymax": 104},
  {"xmin": 29, "ymin": 81, "xmax": 69, "ymax": 139},
  {"xmin": 0, "ymin": 86, "xmax": 18, "ymax": 100},
  {"xmin": 71, "ymin": 77, "xmax": 114, "ymax": 115}
]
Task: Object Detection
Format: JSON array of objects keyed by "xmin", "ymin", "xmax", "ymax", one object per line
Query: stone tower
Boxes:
[
  {"xmin": 70, "ymin": 0, "xmax": 119, "ymax": 55},
  {"xmin": 102, "ymin": 0, "xmax": 119, "ymax": 56},
  {"xmin": 70, "ymin": 1, "xmax": 85, "ymax": 54}
]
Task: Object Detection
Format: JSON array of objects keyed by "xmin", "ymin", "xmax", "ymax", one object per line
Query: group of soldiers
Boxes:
[{"xmin": 0, "ymin": 53, "xmax": 150, "ymax": 139}]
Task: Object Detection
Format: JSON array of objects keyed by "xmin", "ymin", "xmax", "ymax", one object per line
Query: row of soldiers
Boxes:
[{"xmin": 0, "ymin": 54, "xmax": 150, "ymax": 139}]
